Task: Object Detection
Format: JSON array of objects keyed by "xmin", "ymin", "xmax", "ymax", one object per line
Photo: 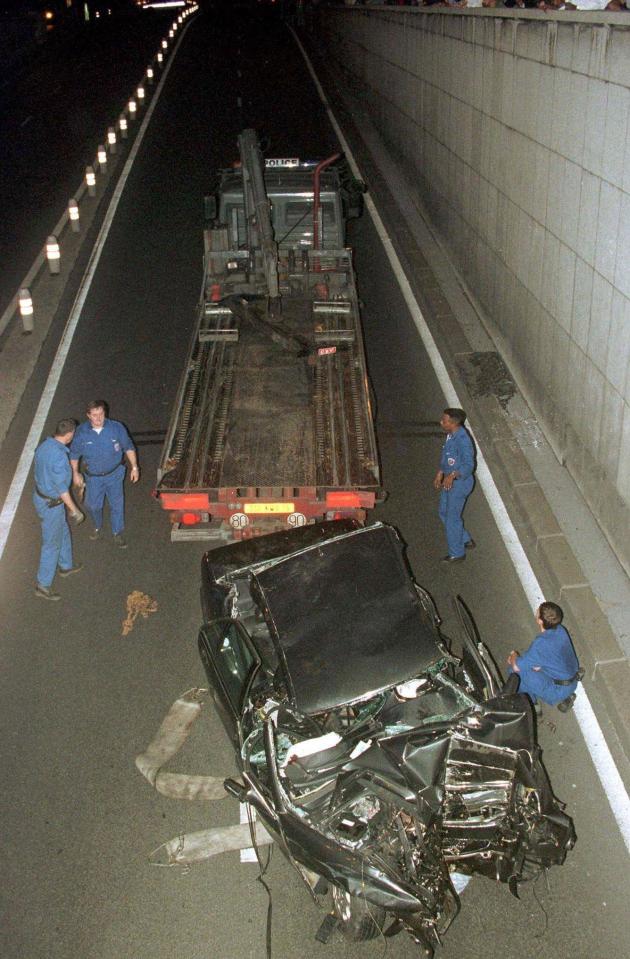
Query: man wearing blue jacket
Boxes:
[
  {"xmin": 33, "ymin": 419, "xmax": 85, "ymax": 600},
  {"xmin": 507, "ymin": 602, "xmax": 580, "ymax": 711},
  {"xmin": 433, "ymin": 407, "xmax": 476, "ymax": 563},
  {"xmin": 70, "ymin": 400, "xmax": 139, "ymax": 549}
]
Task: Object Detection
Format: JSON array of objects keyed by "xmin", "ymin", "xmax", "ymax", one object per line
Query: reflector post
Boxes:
[
  {"xmin": 137, "ymin": 85, "xmax": 145, "ymax": 101},
  {"xmin": 128, "ymin": 98, "xmax": 137, "ymax": 116},
  {"xmin": 85, "ymin": 165, "xmax": 96, "ymax": 195},
  {"xmin": 119, "ymin": 114, "xmax": 128, "ymax": 139},
  {"xmin": 19, "ymin": 288, "xmax": 34, "ymax": 333},
  {"xmin": 107, "ymin": 127, "xmax": 117, "ymax": 153},
  {"xmin": 97, "ymin": 144, "xmax": 107, "ymax": 171},
  {"xmin": 45, "ymin": 235, "xmax": 60, "ymax": 275},
  {"xmin": 68, "ymin": 198, "xmax": 80, "ymax": 232}
]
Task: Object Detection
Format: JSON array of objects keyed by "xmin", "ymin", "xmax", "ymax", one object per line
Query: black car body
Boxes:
[{"xmin": 198, "ymin": 521, "xmax": 575, "ymax": 954}]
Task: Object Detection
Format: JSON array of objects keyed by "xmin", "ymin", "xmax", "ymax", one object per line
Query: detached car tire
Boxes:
[{"xmin": 331, "ymin": 886, "xmax": 386, "ymax": 941}]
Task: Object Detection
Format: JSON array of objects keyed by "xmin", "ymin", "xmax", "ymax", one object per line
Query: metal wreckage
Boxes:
[{"xmin": 137, "ymin": 520, "xmax": 575, "ymax": 955}]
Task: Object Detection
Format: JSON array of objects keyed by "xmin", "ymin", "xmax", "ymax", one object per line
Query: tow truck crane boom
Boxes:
[{"xmin": 238, "ymin": 128, "xmax": 280, "ymax": 303}]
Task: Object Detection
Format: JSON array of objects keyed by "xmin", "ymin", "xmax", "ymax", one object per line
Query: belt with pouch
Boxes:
[
  {"xmin": 553, "ymin": 667, "xmax": 584, "ymax": 686},
  {"xmin": 84, "ymin": 462, "xmax": 122, "ymax": 477},
  {"xmin": 35, "ymin": 486, "xmax": 63, "ymax": 508}
]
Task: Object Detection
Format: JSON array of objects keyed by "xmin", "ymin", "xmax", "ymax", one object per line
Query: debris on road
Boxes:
[
  {"xmin": 122, "ymin": 590, "xmax": 158, "ymax": 636},
  {"xmin": 149, "ymin": 821, "xmax": 272, "ymax": 867},
  {"xmin": 135, "ymin": 687, "xmax": 225, "ymax": 800},
  {"xmin": 137, "ymin": 688, "xmax": 270, "ymax": 868}
]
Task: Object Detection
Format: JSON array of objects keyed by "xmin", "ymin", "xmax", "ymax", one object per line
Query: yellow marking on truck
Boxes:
[{"xmin": 243, "ymin": 502, "xmax": 295, "ymax": 514}]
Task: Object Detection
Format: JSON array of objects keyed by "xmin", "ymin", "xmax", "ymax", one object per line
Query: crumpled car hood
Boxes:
[{"xmin": 252, "ymin": 523, "xmax": 443, "ymax": 714}]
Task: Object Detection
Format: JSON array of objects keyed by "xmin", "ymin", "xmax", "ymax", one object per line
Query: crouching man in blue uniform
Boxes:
[
  {"xmin": 433, "ymin": 408, "xmax": 476, "ymax": 564},
  {"xmin": 70, "ymin": 400, "xmax": 139, "ymax": 549},
  {"xmin": 33, "ymin": 419, "xmax": 85, "ymax": 600},
  {"xmin": 507, "ymin": 602, "xmax": 580, "ymax": 712}
]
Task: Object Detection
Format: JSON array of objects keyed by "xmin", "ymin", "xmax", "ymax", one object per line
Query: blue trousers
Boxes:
[
  {"xmin": 85, "ymin": 465, "xmax": 126, "ymax": 534},
  {"xmin": 508, "ymin": 665, "xmax": 577, "ymax": 706},
  {"xmin": 439, "ymin": 478, "xmax": 473, "ymax": 558},
  {"xmin": 34, "ymin": 495, "xmax": 73, "ymax": 588}
]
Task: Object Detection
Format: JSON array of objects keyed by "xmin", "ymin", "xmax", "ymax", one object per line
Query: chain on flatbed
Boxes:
[
  {"xmin": 209, "ymin": 348, "xmax": 235, "ymax": 478},
  {"xmin": 171, "ymin": 358, "xmax": 201, "ymax": 463},
  {"xmin": 187, "ymin": 338, "xmax": 236, "ymax": 488}
]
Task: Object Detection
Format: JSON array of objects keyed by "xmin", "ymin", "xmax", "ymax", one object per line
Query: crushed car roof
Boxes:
[{"xmin": 252, "ymin": 523, "xmax": 443, "ymax": 715}]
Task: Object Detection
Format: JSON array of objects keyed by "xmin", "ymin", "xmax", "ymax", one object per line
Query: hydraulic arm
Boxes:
[{"xmin": 238, "ymin": 128, "xmax": 280, "ymax": 303}]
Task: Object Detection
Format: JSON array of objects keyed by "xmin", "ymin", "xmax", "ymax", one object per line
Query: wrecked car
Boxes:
[{"xmin": 198, "ymin": 520, "xmax": 575, "ymax": 955}]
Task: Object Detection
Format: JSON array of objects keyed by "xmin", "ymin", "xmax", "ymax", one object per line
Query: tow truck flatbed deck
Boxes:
[{"xmin": 157, "ymin": 251, "xmax": 378, "ymax": 493}]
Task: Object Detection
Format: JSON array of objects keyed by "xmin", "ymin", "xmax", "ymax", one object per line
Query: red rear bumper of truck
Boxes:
[{"xmin": 156, "ymin": 486, "xmax": 377, "ymax": 539}]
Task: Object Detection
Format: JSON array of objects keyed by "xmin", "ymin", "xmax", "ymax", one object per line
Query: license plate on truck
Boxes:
[{"xmin": 244, "ymin": 503, "xmax": 295, "ymax": 514}]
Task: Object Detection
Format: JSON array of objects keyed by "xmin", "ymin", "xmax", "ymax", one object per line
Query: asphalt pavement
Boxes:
[{"xmin": 1, "ymin": 7, "xmax": 629, "ymax": 959}]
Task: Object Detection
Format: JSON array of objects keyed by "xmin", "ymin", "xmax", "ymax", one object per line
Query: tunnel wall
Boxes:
[{"xmin": 315, "ymin": 8, "xmax": 630, "ymax": 574}]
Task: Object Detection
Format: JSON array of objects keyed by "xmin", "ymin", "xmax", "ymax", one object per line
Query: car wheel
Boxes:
[{"xmin": 331, "ymin": 886, "xmax": 386, "ymax": 941}]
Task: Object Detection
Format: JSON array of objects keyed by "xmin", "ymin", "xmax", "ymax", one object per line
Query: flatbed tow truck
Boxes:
[{"xmin": 155, "ymin": 129, "xmax": 381, "ymax": 541}]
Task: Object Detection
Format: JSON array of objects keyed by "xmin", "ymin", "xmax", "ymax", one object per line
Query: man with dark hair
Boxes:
[
  {"xmin": 33, "ymin": 419, "xmax": 85, "ymax": 601},
  {"xmin": 507, "ymin": 602, "xmax": 580, "ymax": 711},
  {"xmin": 433, "ymin": 407, "xmax": 476, "ymax": 563},
  {"xmin": 70, "ymin": 400, "xmax": 139, "ymax": 549}
]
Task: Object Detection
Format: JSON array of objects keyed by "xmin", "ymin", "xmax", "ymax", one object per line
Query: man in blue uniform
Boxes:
[
  {"xmin": 433, "ymin": 408, "xmax": 475, "ymax": 563},
  {"xmin": 33, "ymin": 419, "xmax": 85, "ymax": 601},
  {"xmin": 507, "ymin": 602, "xmax": 580, "ymax": 710},
  {"xmin": 70, "ymin": 400, "xmax": 139, "ymax": 549}
]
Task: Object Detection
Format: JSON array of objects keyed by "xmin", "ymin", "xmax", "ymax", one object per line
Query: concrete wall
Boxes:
[{"xmin": 316, "ymin": 8, "xmax": 630, "ymax": 574}]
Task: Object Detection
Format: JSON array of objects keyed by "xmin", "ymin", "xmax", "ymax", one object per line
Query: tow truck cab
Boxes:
[{"xmin": 206, "ymin": 160, "xmax": 354, "ymax": 252}]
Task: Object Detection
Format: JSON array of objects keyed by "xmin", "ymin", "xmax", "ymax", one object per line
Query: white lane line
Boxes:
[
  {"xmin": 239, "ymin": 801, "xmax": 257, "ymax": 863},
  {"xmin": 292, "ymin": 29, "xmax": 630, "ymax": 855},
  {"xmin": 0, "ymin": 22, "xmax": 192, "ymax": 562}
]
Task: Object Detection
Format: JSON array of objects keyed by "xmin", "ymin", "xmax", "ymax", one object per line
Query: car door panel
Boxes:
[{"xmin": 198, "ymin": 620, "xmax": 258, "ymax": 749}]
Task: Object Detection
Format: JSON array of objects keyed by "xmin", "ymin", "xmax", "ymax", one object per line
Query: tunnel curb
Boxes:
[{"xmin": 470, "ymin": 394, "xmax": 630, "ymax": 759}]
